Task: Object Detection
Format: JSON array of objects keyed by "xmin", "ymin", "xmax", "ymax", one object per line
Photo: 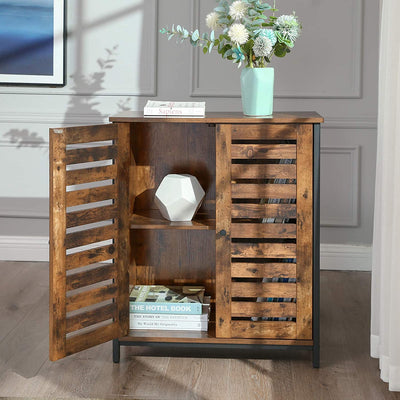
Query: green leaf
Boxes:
[
  {"xmin": 191, "ymin": 29, "xmax": 199, "ymax": 41},
  {"xmin": 274, "ymin": 43, "xmax": 287, "ymax": 57},
  {"xmin": 203, "ymin": 46, "xmax": 208, "ymax": 54},
  {"xmin": 210, "ymin": 30, "xmax": 215, "ymax": 42}
]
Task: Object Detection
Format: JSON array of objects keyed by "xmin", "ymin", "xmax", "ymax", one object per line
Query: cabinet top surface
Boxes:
[{"xmin": 109, "ymin": 111, "xmax": 323, "ymax": 124}]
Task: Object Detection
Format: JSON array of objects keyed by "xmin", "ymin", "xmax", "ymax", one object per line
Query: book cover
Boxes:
[
  {"xmin": 144, "ymin": 101, "xmax": 205, "ymax": 116},
  {"xmin": 129, "ymin": 285, "xmax": 205, "ymax": 315},
  {"xmin": 130, "ymin": 318, "xmax": 208, "ymax": 331},
  {"xmin": 130, "ymin": 309, "xmax": 209, "ymax": 323}
]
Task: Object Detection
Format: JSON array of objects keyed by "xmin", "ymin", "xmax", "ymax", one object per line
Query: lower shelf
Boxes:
[{"xmin": 119, "ymin": 328, "xmax": 313, "ymax": 347}]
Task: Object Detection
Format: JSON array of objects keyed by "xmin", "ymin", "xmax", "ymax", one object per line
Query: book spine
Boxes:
[
  {"xmin": 144, "ymin": 108, "xmax": 205, "ymax": 116},
  {"xmin": 129, "ymin": 302, "xmax": 203, "ymax": 315},
  {"xmin": 130, "ymin": 313, "xmax": 208, "ymax": 322},
  {"xmin": 130, "ymin": 319, "xmax": 208, "ymax": 331}
]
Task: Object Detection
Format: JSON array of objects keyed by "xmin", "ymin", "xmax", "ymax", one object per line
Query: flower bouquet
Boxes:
[{"xmin": 160, "ymin": 0, "xmax": 301, "ymax": 116}]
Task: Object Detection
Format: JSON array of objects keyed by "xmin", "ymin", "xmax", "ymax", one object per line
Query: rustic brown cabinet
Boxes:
[{"xmin": 49, "ymin": 112, "xmax": 322, "ymax": 367}]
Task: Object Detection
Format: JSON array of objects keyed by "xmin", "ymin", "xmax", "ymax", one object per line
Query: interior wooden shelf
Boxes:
[
  {"xmin": 130, "ymin": 210, "xmax": 216, "ymax": 230},
  {"xmin": 121, "ymin": 327, "xmax": 313, "ymax": 346}
]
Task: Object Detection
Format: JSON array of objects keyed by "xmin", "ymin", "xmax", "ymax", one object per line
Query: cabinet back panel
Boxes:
[
  {"xmin": 130, "ymin": 230, "xmax": 216, "ymax": 297},
  {"xmin": 130, "ymin": 123, "xmax": 216, "ymax": 214}
]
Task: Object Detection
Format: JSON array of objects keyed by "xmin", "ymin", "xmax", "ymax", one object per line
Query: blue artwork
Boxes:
[{"xmin": 0, "ymin": 0, "xmax": 64, "ymax": 84}]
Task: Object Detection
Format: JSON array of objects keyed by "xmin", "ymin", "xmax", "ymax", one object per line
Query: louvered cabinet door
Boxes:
[
  {"xmin": 216, "ymin": 123, "xmax": 314, "ymax": 340},
  {"xmin": 49, "ymin": 123, "xmax": 130, "ymax": 361}
]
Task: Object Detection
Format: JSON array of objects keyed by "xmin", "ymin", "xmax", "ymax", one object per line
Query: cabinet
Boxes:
[{"xmin": 49, "ymin": 112, "xmax": 322, "ymax": 367}]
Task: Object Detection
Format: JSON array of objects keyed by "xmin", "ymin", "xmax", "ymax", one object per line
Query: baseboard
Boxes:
[
  {"xmin": 0, "ymin": 236, "xmax": 49, "ymax": 262},
  {"xmin": 320, "ymin": 243, "xmax": 372, "ymax": 271},
  {"xmin": 0, "ymin": 237, "xmax": 372, "ymax": 270}
]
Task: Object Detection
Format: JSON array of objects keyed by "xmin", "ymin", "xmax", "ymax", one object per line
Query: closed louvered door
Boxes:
[
  {"xmin": 49, "ymin": 123, "xmax": 130, "ymax": 361},
  {"xmin": 216, "ymin": 123, "xmax": 313, "ymax": 340}
]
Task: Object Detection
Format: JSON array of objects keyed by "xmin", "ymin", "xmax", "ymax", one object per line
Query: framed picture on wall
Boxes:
[{"xmin": 0, "ymin": 0, "xmax": 65, "ymax": 85}]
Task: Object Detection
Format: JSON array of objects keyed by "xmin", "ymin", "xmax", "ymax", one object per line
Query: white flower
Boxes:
[
  {"xmin": 253, "ymin": 36, "xmax": 273, "ymax": 57},
  {"xmin": 274, "ymin": 15, "xmax": 300, "ymax": 42},
  {"xmin": 229, "ymin": 1, "xmax": 248, "ymax": 20},
  {"xmin": 228, "ymin": 23, "xmax": 249, "ymax": 45},
  {"xmin": 206, "ymin": 12, "xmax": 219, "ymax": 30}
]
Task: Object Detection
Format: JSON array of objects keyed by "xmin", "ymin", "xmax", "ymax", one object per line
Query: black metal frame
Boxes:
[
  {"xmin": 312, "ymin": 123, "xmax": 321, "ymax": 368},
  {"xmin": 113, "ymin": 124, "xmax": 321, "ymax": 367}
]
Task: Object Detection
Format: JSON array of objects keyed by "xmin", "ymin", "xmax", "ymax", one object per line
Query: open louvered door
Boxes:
[
  {"xmin": 216, "ymin": 123, "xmax": 313, "ymax": 341},
  {"xmin": 49, "ymin": 123, "xmax": 130, "ymax": 361}
]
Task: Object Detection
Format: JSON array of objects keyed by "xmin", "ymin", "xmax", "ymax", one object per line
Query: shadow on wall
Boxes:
[
  {"xmin": 3, "ymin": 129, "xmax": 46, "ymax": 149},
  {"xmin": 64, "ymin": 45, "xmax": 131, "ymax": 123}
]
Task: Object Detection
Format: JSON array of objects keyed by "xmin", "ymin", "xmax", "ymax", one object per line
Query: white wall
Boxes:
[{"xmin": 0, "ymin": 0, "xmax": 379, "ymax": 269}]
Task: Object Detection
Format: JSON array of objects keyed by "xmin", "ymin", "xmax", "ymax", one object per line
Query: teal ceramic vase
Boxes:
[{"xmin": 240, "ymin": 67, "xmax": 274, "ymax": 116}]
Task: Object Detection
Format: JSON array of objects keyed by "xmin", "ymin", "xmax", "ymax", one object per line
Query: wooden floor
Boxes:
[{"xmin": 0, "ymin": 262, "xmax": 399, "ymax": 400}]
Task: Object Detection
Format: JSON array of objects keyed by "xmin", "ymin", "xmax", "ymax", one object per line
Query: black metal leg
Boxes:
[
  {"xmin": 113, "ymin": 339, "xmax": 120, "ymax": 363},
  {"xmin": 313, "ymin": 344, "xmax": 320, "ymax": 368},
  {"xmin": 313, "ymin": 124, "xmax": 321, "ymax": 369}
]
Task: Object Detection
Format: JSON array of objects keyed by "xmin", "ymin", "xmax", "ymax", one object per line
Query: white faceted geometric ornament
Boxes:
[{"xmin": 155, "ymin": 174, "xmax": 205, "ymax": 221}]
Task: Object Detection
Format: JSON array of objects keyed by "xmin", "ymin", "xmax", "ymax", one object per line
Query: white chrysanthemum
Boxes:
[
  {"xmin": 274, "ymin": 15, "xmax": 300, "ymax": 42},
  {"xmin": 253, "ymin": 36, "xmax": 273, "ymax": 57},
  {"xmin": 229, "ymin": 1, "xmax": 248, "ymax": 20},
  {"xmin": 206, "ymin": 12, "xmax": 219, "ymax": 30},
  {"xmin": 228, "ymin": 23, "xmax": 249, "ymax": 45}
]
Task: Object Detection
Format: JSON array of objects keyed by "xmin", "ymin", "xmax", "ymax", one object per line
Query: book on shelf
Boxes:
[
  {"xmin": 144, "ymin": 101, "xmax": 205, "ymax": 116},
  {"xmin": 129, "ymin": 285, "xmax": 206, "ymax": 315},
  {"xmin": 130, "ymin": 318, "xmax": 208, "ymax": 331}
]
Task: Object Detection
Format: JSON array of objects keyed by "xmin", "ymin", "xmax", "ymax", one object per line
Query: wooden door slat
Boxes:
[
  {"xmin": 231, "ymin": 164, "xmax": 296, "ymax": 180},
  {"xmin": 231, "ymin": 144, "xmax": 296, "ymax": 160},
  {"xmin": 66, "ymin": 263, "xmax": 117, "ymax": 291},
  {"xmin": 66, "ymin": 244, "xmax": 116, "ymax": 271},
  {"xmin": 231, "ymin": 282, "xmax": 296, "ymax": 298},
  {"xmin": 231, "ymin": 242, "xmax": 296, "ymax": 259},
  {"xmin": 231, "ymin": 203, "xmax": 296, "ymax": 219},
  {"xmin": 231, "ymin": 124, "xmax": 298, "ymax": 140},
  {"xmin": 66, "ymin": 283, "xmax": 118, "ymax": 313},
  {"xmin": 66, "ymin": 145, "xmax": 118, "ymax": 165},
  {"xmin": 232, "ymin": 184, "xmax": 297, "ymax": 199},
  {"xmin": 66, "ymin": 164, "xmax": 117, "ymax": 186},
  {"xmin": 231, "ymin": 321, "xmax": 297, "ymax": 339},
  {"xmin": 66, "ymin": 185, "xmax": 117, "ymax": 207},
  {"xmin": 231, "ymin": 223, "xmax": 297, "ymax": 239},
  {"xmin": 63, "ymin": 124, "xmax": 118, "ymax": 144},
  {"xmin": 231, "ymin": 263, "xmax": 297, "ymax": 278},
  {"xmin": 65, "ymin": 322, "xmax": 120, "ymax": 356},
  {"xmin": 231, "ymin": 301, "xmax": 296, "ymax": 318},
  {"xmin": 65, "ymin": 223, "xmax": 117, "ymax": 250},
  {"xmin": 66, "ymin": 303, "xmax": 117, "ymax": 334},
  {"xmin": 66, "ymin": 205, "xmax": 118, "ymax": 228}
]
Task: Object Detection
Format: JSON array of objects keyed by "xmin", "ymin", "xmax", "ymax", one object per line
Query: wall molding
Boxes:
[
  {"xmin": 190, "ymin": 0, "xmax": 363, "ymax": 99},
  {"xmin": 320, "ymin": 243, "xmax": 372, "ymax": 271},
  {"xmin": 320, "ymin": 146, "xmax": 360, "ymax": 227},
  {"xmin": 0, "ymin": 236, "xmax": 49, "ymax": 262},
  {"xmin": 0, "ymin": 236, "xmax": 372, "ymax": 270}
]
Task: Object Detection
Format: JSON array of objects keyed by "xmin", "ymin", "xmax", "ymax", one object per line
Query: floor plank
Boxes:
[{"xmin": 0, "ymin": 262, "xmax": 399, "ymax": 399}]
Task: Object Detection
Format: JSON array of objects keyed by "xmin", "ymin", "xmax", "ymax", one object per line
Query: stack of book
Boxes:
[{"xmin": 129, "ymin": 285, "xmax": 210, "ymax": 331}]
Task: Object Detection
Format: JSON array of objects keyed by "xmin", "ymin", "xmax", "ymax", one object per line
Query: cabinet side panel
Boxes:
[
  {"xmin": 215, "ymin": 124, "xmax": 232, "ymax": 338},
  {"xmin": 116, "ymin": 123, "xmax": 130, "ymax": 336},
  {"xmin": 296, "ymin": 124, "xmax": 314, "ymax": 340},
  {"xmin": 49, "ymin": 129, "xmax": 67, "ymax": 361}
]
